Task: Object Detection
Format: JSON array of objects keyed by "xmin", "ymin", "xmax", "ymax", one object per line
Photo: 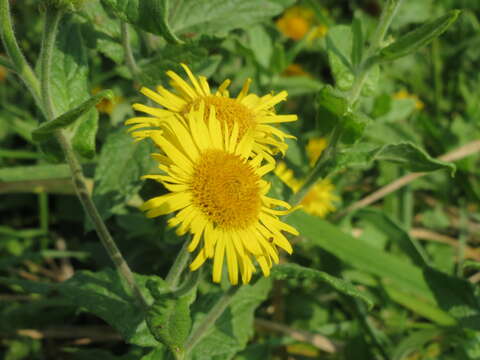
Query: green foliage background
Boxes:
[{"xmin": 1, "ymin": 0, "xmax": 480, "ymax": 359}]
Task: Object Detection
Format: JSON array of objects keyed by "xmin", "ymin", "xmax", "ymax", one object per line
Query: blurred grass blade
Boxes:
[
  {"xmin": 379, "ymin": 10, "xmax": 460, "ymax": 62},
  {"xmin": 32, "ymin": 90, "xmax": 113, "ymax": 142}
]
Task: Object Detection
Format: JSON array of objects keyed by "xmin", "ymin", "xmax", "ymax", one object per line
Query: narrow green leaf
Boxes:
[
  {"xmin": 379, "ymin": 10, "xmax": 460, "ymax": 62},
  {"xmin": 336, "ymin": 142, "xmax": 456, "ymax": 175},
  {"xmin": 32, "ymin": 90, "xmax": 113, "ymax": 142},
  {"xmin": 392, "ymin": 328, "xmax": 444, "ymax": 360},
  {"xmin": 326, "ymin": 25, "xmax": 354, "ymax": 90},
  {"xmin": 271, "ymin": 263, "xmax": 375, "ymax": 309},
  {"xmin": 190, "ymin": 278, "xmax": 271, "ymax": 359}
]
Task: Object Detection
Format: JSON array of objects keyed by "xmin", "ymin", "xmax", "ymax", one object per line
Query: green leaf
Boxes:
[
  {"xmin": 423, "ymin": 266, "xmax": 480, "ymax": 330},
  {"xmin": 315, "ymin": 85, "xmax": 349, "ymax": 134},
  {"xmin": 336, "ymin": 142, "xmax": 455, "ymax": 175},
  {"xmin": 271, "ymin": 263, "xmax": 375, "ymax": 309},
  {"xmin": 138, "ymin": 42, "xmax": 221, "ymax": 87},
  {"xmin": 391, "ymin": 328, "xmax": 444, "ymax": 360},
  {"xmin": 146, "ymin": 281, "xmax": 194, "ymax": 355},
  {"xmin": 190, "ymin": 278, "xmax": 271, "ymax": 359},
  {"xmin": 71, "ymin": 109, "xmax": 99, "ymax": 159},
  {"xmin": 101, "ymin": 0, "xmax": 182, "ymax": 43},
  {"xmin": 358, "ymin": 208, "xmax": 429, "ymax": 267},
  {"xmin": 58, "ymin": 269, "xmax": 158, "ymax": 346},
  {"xmin": 287, "ymin": 211, "xmax": 456, "ymax": 325},
  {"xmin": 45, "ymin": 15, "xmax": 99, "ymax": 160},
  {"xmin": 32, "ymin": 90, "xmax": 113, "ymax": 142},
  {"xmin": 79, "ymin": 1, "xmax": 124, "ymax": 64},
  {"xmin": 245, "ymin": 25, "xmax": 272, "ymax": 70},
  {"xmin": 91, "ymin": 128, "xmax": 155, "ymax": 224},
  {"xmin": 326, "ymin": 25, "xmax": 354, "ymax": 91},
  {"xmin": 341, "ymin": 112, "xmax": 371, "ymax": 145},
  {"xmin": 379, "ymin": 10, "xmax": 461, "ymax": 62},
  {"xmin": 168, "ymin": 0, "xmax": 288, "ymax": 38}
]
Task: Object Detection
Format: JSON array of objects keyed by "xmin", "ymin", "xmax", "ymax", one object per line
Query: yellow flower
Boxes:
[
  {"xmin": 306, "ymin": 137, "xmax": 327, "ymax": 166},
  {"xmin": 138, "ymin": 104, "xmax": 298, "ymax": 285},
  {"xmin": 393, "ymin": 89, "xmax": 424, "ymax": 110},
  {"xmin": 92, "ymin": 86, "xmax": 122, "ymax": 114},
  {"xmin": 275, "ymin": 162, "xmax": 338, "ymax": 218},
  {"xmin": 126, "ymin": 64, "xmax": 297, "ymax": 162},
  {"xmin": 276, "ymin": 6, "xmax": 327, "ymax": 41}
]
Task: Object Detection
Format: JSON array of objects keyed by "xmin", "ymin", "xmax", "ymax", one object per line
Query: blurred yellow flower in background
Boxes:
[
  {"xmin": 275, "ymin": 161, "xmax": 338, "ymax": 218},
  {"xmin": 306, "ymin": 137, "xmax": 328, "ymax": 166},
  {"xmin": 393, "ymin": 89, "xmax": 424, "ymax": 110},
  {"xmin": 276, "ymin": 6, "xmax": 328, "ymax": 41}
]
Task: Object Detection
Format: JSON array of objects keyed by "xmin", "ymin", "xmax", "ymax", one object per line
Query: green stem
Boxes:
[
  {"xmin": 55, "ymin": 131, "xmax": 148, "ymax": 309},
  {"xmin": 165, "ymin": 240, "xmax": 191, "ymax": 289},
  {"xmin": 0, "ymin": 0, "xmax": 42, "ymax": 109},
  {"xmin": 184, "ymin": 286, "xmax": 238, "ymax": 354},
  {"xmin": 40, "ymin": 7, "xmax": 63, "ymax": 120},
  {"xmin": 121, "ymin": 22, "xmax": 140, "ymax": 77},
  {"xmin": 38, "ymin": 8, "xmax": 148, "ymax": 309},
  {"xmin": 348, "ymin": 0, "xmax": 405, "ymax": 106}
]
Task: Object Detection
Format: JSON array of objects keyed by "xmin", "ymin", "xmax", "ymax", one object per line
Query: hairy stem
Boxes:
[
  {"xmin": 39, "ymin": 8, "xmax": 148, "ymax": 309},
  {"xmin": 348, "ymin": 0, "xmax": 405, "ymax": 106},
  {"xmin": 165, "ymin": 240, "xmax": 191, "ymax": 289},
  {"xmin": 121, "ymin": 22, "xmax": 140, "ymax": 77},
  {"xmin": 40, "ymin": 7, "xmax": 63, "ymax": 120},
  {"xmin": 0, "ymin": 0, "xmax": 42, "ymax": 109}
]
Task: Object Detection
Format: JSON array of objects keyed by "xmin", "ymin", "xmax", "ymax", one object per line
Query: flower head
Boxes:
[
  {"xmin": 126, "ymin": 64, "xmax": 297, "ymax": 162},
  {"xmin": 275, "ymin": 162, "xmax": 338, "ymax": 218},
  {"xmin": 276, "ymin": 6, "xmax": 327, "ymax": 41},
  {"xmin": 139, "ymin": 104, "xmax": 298, "ymax": 285},
  {"xmin": 306, "ymin": 137, "xmax": 328, "ymax": 166}
]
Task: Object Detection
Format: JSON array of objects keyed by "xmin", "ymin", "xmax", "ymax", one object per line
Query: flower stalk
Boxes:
[
  {"xmin": 348, "ymin": 0, "xmax": 405, "ymax": 106},
  {"xmin": 0, "ymin": 0, "xmax": 42, "ymax": 110},
  {"xmin": 37, "ymin": 7, "xmax": 148, "ymax": 309}
]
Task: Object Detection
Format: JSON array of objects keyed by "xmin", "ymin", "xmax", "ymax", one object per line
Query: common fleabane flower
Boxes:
[
  {"xmin": 126, "ymin": 64, "xmax": 297, "ymax": 162},
  {"xmin": 139, "ymin": 104, "xmax": 298, "ymax": 285}
]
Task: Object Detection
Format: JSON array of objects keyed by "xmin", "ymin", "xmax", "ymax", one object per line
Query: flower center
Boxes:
[
  {"xmin": 190, "ymin": 149, "xmax": 261, "ymax": 229},
  {"xmin": 184, "ymin": 96, "xmax": 255, "ymax": 139}
]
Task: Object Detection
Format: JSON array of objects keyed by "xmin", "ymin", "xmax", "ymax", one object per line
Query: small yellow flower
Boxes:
[
  {"xmin": 126, "ymin": 64, "xmax": 297, "ymax": 162},
  {"xmin": 92, "ymin": 86, "xmax": 122, "ymax": 114},
  {"xmin": 275, "ymin": 161, "xmax": 338, "ymax": 218},
  {"xmin": 306, "ymin": 137, "xmax": 328, "ymax": 166},
  {"xmin": 0, "ymin": 65, "xmax": 7, "ymax": 82},
  {"xmin": 138, "ymin": 104, "xmax": 298, "ymax": 285},
  {"xmin": 393, "ymin": 89, "xmax": 424, "ymax": 110},
  {"xmin": 276, "ymin": 6, "xmax": 327, "ymax": 41}
]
